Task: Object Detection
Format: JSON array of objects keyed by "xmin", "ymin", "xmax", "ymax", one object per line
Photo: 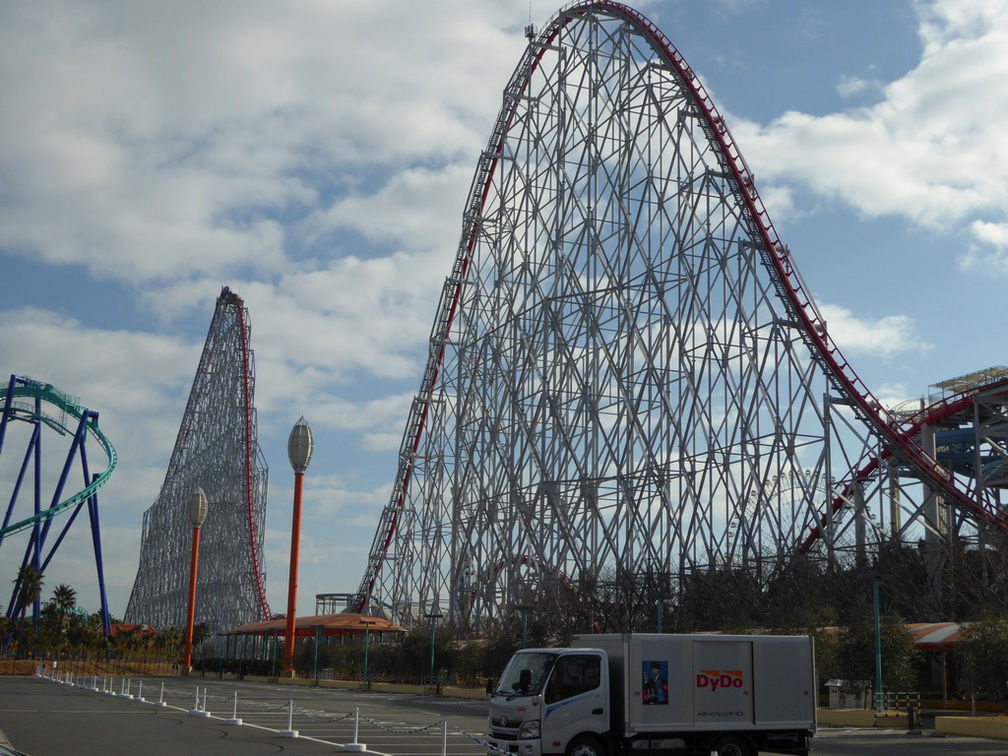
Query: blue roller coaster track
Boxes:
[{"xmin": 0, "ymin": 374, "xmax": 115, "ymax": 635}]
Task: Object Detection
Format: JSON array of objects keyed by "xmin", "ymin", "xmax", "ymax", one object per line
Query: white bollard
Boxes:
[
  {"xmin": 156, "ymin": 681, "xmax": 166, "ymax": 708},
  {"xmin": 345, "ymin": 707, "xmax": 366, "ymax": 752},
  {"xmin": 123, "ymin": 678, "xmax": 133, "ymax": 699},
  {"xmin": 136, "ymin": 679, "xmax": 144, "ymax": 702},
  {"xmin": 189, "ymin": 686, "xmax": 207, "ymax": 717},
  {"xmin": 225, "ymin": 690, "xmax": 242, "ymax": 726},
  {"xmin": 202, "ymin": 687, "xmax": 209, "ymax": 715},
  {"xmin": 280, "ymin": 699, "xmax": 298, "ymax": 738},
  {"xmin": 441, "ymin": 719, "xmax": 448, "ymax": 756}
]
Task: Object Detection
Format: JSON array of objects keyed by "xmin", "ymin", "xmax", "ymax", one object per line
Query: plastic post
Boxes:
[
  {"xmin": 280, "ymin": 698, "xmax": 299, "ymax": 738},
  {"xmin": 345, "ymin": 706, "xmax": 366, "ymax": 752}
]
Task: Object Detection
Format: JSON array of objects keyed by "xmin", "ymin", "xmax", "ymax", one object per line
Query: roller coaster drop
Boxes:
[
  {"xmin": 0, "ymin": 375, "xmax": 115, "ymax": 635},
  {"xmin": 125, "ymin": 287, "xmax": 271, "ymax": 639},
  {"xmin": 352, "ymin": 2, "xmax": 1008, "ymax": 628}
]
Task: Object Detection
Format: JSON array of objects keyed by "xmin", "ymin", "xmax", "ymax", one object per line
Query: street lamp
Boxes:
[
  {"xmin": 362, "ymin": 619, "xmax": 376, "ymax": 685},
  {"xmin": 283, "ymin": 417, "xmax": 313, "ymax": 675},
  {"xmin": 873, "ymin": 577, "xmax": 883, "ymax": 712},
  {"xmin": 425, "ymin": 604, "xmax": 443, "ymax": 690},
  {"xmin": 183, "ymin": 488, "xmax": 209, "ymax": 672},
  {"xmin": 515, "ymin": 605, "xmax": 534, "ymax": 647},
  {"xmin": 859, "ymin": 571, "xmax": 892, "ymax": 712}
]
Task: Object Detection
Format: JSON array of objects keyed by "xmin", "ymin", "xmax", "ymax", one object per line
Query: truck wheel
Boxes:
[
  {"xmin": 712, "ymin": 735, "xmax": 752, "ymax": 756},
  {"xmin": 566, "ymin": 734, "xmax": 606, "ymax": 756}
]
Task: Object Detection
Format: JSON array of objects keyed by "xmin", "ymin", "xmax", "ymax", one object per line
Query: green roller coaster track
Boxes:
[{"xmin": 1, "ymin": 377, "xmax": 117, "ymax": 537}]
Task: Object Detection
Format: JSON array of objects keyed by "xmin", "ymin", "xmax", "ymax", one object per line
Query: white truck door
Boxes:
[
  {"xmin": 692, "ymin": 639, "xmax": 754, "ymax": 726},
  {"xmin": 541, "ymin": 652, "xmax": 606, "ymax": 753}
]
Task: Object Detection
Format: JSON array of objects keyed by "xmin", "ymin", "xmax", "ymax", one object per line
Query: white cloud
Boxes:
[
  {"xmin": 309, "ymin": 163, "xmax": 473, "ymax": 252},
  {"xmin": 835, "ymin": 75, "xmax": 883, "ymax": 100},
  {"xmin": 735, "ymin": 0, "xmax": 1008, "ymax": 258},
  {"xmin": 960, "ymin": 220, "xmax": 1008, "ymax": 273},
  {"xmin": 0, "ymin": 1, "xmax": 525, "ymax": 284},
  {"xmin": 818, "ymin": 303, "xmax": 930, "ymax": 358}
]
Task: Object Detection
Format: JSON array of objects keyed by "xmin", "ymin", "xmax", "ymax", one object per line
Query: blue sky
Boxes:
[{"xmin": 1, "ymin": 0, "xmax": 1006, "ymax": 619}]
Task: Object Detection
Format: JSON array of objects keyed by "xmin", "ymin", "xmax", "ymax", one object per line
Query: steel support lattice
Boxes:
[
  {"xmin": 353, "ymin": 1, "xmax": 1008, "ymax": 629},
  {"xmin": 126, "ymin": 287, "xmax": 270, "ymax": 636},
  {"xmin": 0, "ymin": 375, "xmax": 116, "ymax": 635}
]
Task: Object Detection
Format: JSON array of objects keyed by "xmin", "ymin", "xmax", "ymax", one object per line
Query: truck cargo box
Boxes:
[{"xmin": 573, "ymin": 633, "xmax": 815, "ymax": 736}]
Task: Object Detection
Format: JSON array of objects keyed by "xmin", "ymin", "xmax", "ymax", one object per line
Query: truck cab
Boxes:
[{"xmin": 487, "ymin": 647, "xmax": 609, "ymax": 756}]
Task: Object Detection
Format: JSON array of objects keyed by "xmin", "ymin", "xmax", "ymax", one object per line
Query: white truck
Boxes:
[{"xmin": 486, "ymin": 633, "xmax": 815, "ymax": 756}]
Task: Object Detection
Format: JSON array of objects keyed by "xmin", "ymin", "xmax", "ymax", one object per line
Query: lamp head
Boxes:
[
  {"xmin": 188, "ymin": 488, "xmax": 209, "ymax": 528},
  {"xmin": 288, "ymin": 416, "xmax": 314, "ymax": 473}
]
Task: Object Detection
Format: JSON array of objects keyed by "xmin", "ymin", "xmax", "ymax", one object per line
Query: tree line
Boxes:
[{"xmin": 10, "ymin": 534, "xmax": 1008, "ymax": 705}]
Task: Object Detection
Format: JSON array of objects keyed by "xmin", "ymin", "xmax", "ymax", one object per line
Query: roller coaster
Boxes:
[
  {"xmin": 0, "ymin": 375, "xmax": 115, "ymax": 634},
  {"xmin": 350, "ymin": 1, "xmax": 1008, "ymax": 629},
  {"xmin": 114, "ymin": 2, "xmax": 1008, "ymax": 636},
  {"xmin": 125, "ymin": 287, "xmax": 271, "ymax": 641}
]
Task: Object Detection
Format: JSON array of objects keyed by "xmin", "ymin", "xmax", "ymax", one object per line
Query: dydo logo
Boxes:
[{"xmin": 696, "ymin": 669, "xmax": 744, "ymax": 692}]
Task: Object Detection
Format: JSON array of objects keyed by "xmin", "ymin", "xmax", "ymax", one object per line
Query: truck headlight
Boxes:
[{"xmin": 519, "ymin": 721, "xmax": 540, "ymax": 739}]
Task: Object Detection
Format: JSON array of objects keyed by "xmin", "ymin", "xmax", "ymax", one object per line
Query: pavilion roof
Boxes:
[{"xmin": 227, "ymin": 612, "xmax": 402, "ymax": 638}]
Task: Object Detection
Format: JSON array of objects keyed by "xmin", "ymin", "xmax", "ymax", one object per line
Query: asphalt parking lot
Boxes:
[{"xmin": 2, "ymin": 675, "xmax": 1008, "ymax": 755}]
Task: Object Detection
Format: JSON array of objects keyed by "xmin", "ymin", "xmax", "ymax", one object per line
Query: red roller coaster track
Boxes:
[
  {"xmin": 799, "ymin": 376, "xmax": 1008, "ymax": 552},
  {"xmin": 354, "ymin": 1, "xmax": 1007, "ymax": 614},
  {"xmin": 587, "ymin": 1, "xmax": 1008, "ymax": 547},
  {"xmin": 235, "ymin": 294, "xmax": 271, "ymax": 620}
]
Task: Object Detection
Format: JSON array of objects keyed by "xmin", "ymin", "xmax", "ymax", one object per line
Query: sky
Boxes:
[{"xmin": 1, "ymin": 0, "xmax": 1007, "ymax": 620}]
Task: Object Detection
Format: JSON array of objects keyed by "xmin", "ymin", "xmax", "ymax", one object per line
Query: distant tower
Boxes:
[{"xmin": 126, "ymin": 287, "xmax": 270, "ymax": 636}]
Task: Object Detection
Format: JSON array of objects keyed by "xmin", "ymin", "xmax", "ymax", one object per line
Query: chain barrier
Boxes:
[
  {"xmin": 201, "ymin": 690, "xmax": 239, "ymax": 702},
  {"xmin": 359, "ymin": 712, "xmax": 444, "ymax": 734},
  {"xmin": 453, "ymin": 724, "xmax": 495, "ymax": 748},
  {"xmin": 290, "ymin": 703, "xmax": 356, "ymax": 724},
  {"xmin": 238, "ymin": 699, "xmax": 293, "ymax": 713}
]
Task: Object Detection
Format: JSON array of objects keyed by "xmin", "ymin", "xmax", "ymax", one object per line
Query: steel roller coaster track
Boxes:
[
  {"xmin": 353, "ymin": 1, "xmax": 1004, "ymax": 627},
  {"xmin": 0, "ymin": 375, "xmax": 115, "ymax": 631},
  {"xmin": 125, "ymin": 287, "xmax": 270, "ymax": 639}
]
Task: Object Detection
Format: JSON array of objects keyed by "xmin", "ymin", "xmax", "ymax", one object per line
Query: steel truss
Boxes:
[
  {"xmin": 353, "ymin": 2, "xmax": 1007, "ymax": 629},
  {"xmin": 126, "ymin": 287, "xmax": 270, "ymax": 637},
  {"xmin": 0, "ymin": 375, "xmax": 115, "ymax": 634}
]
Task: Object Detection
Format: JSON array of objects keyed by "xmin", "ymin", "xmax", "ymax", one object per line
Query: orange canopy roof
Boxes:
[{"xmin": 227, "ymin": 613, "xmax": 402, "ymax": 638}]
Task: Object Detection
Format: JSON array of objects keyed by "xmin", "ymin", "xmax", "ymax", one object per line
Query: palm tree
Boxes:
[
  {"xmin": 51, "ymin": 584, "xmax": 76, "ymax": 614},
  {"xmin": 11, "ymin": 565, "xmax": 44, "ymax": 657},
  {"xmin": 47, "ymin": 584, "xmax": 78, "ymax": 658},
  {"xmin": 12, "ymin": 565, "xmax": 44, "ymax": 620}
]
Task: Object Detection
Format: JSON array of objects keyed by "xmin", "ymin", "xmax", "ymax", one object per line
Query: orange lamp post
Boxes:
[
  {"xmin": 283, "ymin": 417, "xmax": 313, "ymax": 674},
  {"xmin": 183, "ymin": 488, "xmax": 209, "ymax": 672}
]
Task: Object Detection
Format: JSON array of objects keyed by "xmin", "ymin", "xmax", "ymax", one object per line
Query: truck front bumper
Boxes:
[{"xmin": 486, "ymin": 737, "xmax": 541, "ymax": 756}]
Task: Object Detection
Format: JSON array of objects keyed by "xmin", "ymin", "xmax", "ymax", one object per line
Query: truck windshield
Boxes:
[{"xmin": 494, "ymin": 651, "xmax": 557, "ymax": 697}]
